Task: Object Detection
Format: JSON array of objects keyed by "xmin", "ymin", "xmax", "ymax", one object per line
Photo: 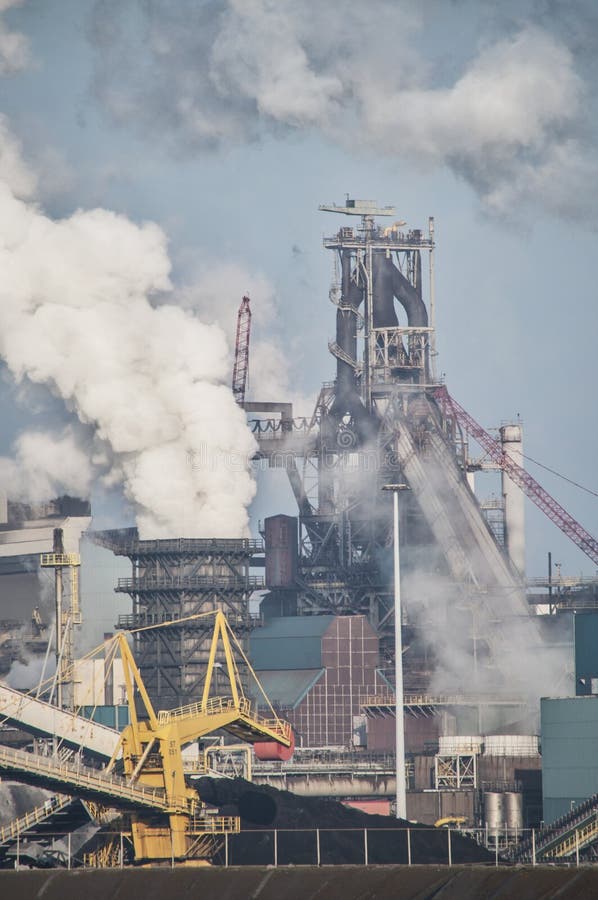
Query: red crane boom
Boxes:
[
  {"xmin": 434, "ymin": 386, "xmax": 598, "ymax": 566},
  {"xmin": 232, "ymin": 294, "xmax": 251, "ymax": 405}
]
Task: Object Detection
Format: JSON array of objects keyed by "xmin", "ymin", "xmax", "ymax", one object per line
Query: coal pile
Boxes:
[{"xmin": 196, "ymin": 777, "xmax": 492, "ymax": 866}]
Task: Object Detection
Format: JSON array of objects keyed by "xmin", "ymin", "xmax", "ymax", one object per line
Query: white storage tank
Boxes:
[
  {"xmin": 504, "ymin": 791, "xmax": 524, "ymax": 830},
  {"xmin": 484, "ymin": 792, "xmax": 504, "ymax": 830},
  {"xmin": 483, "ymin": 735, "xmax": 539, "ymax": 757},
  {"xmin": 438, "ymin": 735, "xmax": 483, "ymax": 755}
]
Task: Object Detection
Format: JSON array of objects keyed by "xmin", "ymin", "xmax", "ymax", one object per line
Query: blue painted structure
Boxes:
[{"xmin": 541, "ymin": 696, "xmax": 598, "ymax": 822}]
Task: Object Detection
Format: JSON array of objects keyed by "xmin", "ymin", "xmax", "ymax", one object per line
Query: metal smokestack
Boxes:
[{"xmin": 500, "ymin": 424, "xmax": 526, "ymax": 577}]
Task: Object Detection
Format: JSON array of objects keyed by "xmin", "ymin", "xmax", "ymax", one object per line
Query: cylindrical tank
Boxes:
[
  {"xmin": 504, "ymin": 792, "xmax": 524, "ymax": 830},
  {"xmin": 438, "ymin": 735, "xmax": 483, "ymax": 755},
  {"xmin": 500, "ymin": 424, "xmax": 525, "ymax": 577},
  {"xmin": 484, "ymin": 792, "xmax": 504, "ymax": 830},
  {"xmin": 483, "ymin": 735, "xmax": 539, "ymax": 757}
]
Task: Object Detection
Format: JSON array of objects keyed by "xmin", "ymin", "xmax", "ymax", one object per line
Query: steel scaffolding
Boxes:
[{"xmin": 92, "ymin": 531, "xmax": 264, "ymax": 710}]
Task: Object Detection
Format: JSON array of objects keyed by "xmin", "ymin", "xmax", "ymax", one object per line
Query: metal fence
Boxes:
[{"xmin": 7, "ymin": 826, "xmax": 598, "ymax": 870}]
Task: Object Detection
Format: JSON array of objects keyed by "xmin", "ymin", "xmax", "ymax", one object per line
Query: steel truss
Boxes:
[
  {"xmin": 91, "ymin": 532, "xmax": 264, "ymax": 710},
  {"xmin": 434, "ymin": 753, "xmax": 477, "ymax": 790}
]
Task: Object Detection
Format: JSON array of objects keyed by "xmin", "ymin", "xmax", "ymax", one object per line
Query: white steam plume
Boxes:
[
  {"xmin": 89, "ymin": 0, "xmax": 598, "ymax": 224},
  {"xmin": 402, "ymin": 570, "xmax": 571, "ymax": 710},
  {"xmin": 0, "ymin": 1, "xmax": 29, "ymax": 75},
  {"xmin": 0, "ymin": 117, "xmax": 257, "ymax": 538},
  {"xmin": 0, "ymin": 426, "xmax": 94, "ymax": 502},
  {"xmin": 179, "ymin": 261, "xmax": 314, "ymax": 415}
]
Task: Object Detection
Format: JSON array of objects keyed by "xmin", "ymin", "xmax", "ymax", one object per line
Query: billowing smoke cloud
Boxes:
[
  {"xmin": 402, "ymin": 570, "xmax": 571, "ymax": 718},
  {"xmin": 0, "ymin": 1, "xmax": 29, "ymax": 75},
  {"xmin": 0, "ymin": 112, "xmax": 36, "ymax": 197},
  {"xmin": 6, "ymin": 653, "xmax": 54, "ymax": 692},
  {"xmin": 0, "ymin": 116, "xmax": 257, "ymax": 538},
  {"xmin": 178, "ymin": 261, "xmax": 313, "ymax": 415},
  {"xmin": 0, "ymin": 426, "xmax": 94, "ymax": 501},
  {"xmin": 89, "ymin": 0, "xmax": 598, "ymax": 223}
]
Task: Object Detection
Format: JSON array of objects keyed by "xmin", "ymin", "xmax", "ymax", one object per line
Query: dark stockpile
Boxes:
[{"xmin": 196, "ymin": 777, "xmax": 493, "ymax": 866}]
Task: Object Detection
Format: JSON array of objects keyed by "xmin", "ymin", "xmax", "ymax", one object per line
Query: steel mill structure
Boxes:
[
  {"xmin": 90, "ymin": 529, "xmax": 264, "ymax": 709},
  {"xmin": 237, "ymin": 200, "xmax": 596, "ymax": 831},
  {"xmin": 91, "ymin": 200, "xmax": 597, "ymax": 719},
  {"xmin": 7, "ymin": 199, "xmax": 594, "ymax": 863},
  {"xmin": 250, "ymin": 200, "xmax": 529, "ymax": 674}
]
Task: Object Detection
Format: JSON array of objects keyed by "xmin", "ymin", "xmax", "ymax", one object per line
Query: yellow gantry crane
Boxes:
[
  {"xmin": 104, "ymin": 610, "xmax": 293, "ymax": 864},
  {"xmin": 0, "ymin": 611, "xmax": 293, "ymax": 866}
]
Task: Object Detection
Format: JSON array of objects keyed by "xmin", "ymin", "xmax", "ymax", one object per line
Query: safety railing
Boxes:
[
  {"xmin": 0, "ymin": 794, "xmax": 71, "ymax": 845},
  {"xmin": 255, "ymin": 717, "xmax": 293, "ymax": 743},
  {"xmin": 159, "ymin": 695, "xmax": 251, "ymax": 724},
  {"xmin": 117, "ymin": 611, "xmax": 259, "ymax": 631},
  {"xmin": 0, "ymin": 745, "xmax": 177, "ymax": 812},
  {"xmin": 547, "ymin": 815, "xmax": 598, "ymax": 859},
  {"xmin": 116, "ymin": 575, "xmax": 264, "ymax": 591},
  {"xmin": 9, "ymin": 823, "xmax": 598, "ymax": 870},
  {"xmin": 91, "ymin": 534, "xmax": 264, "ymax": 556},
  {"xmin": 158, "ymin": 697, "xmax": 292, "ymax": 745},
  {"xmin": 40, "ymin": 553, "xmax": 80, "ymax": 567},
  {"xmin": 188, "ymin": 815, "xmax": 240, "ymax": 835},
  {"xmin": 362, "ymin": 693, "xmax": 525, "ymax": 708},
  {"xmin": 526, "ymin": 575, "xmax": 598, "ymax": 588},
  {"xmin": 131, "ymin": 538, "xmax": 264, "ymax": 554}
]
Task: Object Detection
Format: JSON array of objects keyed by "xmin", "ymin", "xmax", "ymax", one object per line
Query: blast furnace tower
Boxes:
[{"xmin": 250, "ymin": 199, "xmax": 529, "ymax": 685}]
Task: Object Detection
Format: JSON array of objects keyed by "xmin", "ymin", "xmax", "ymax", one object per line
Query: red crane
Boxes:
[
  {"xmin": 434, "ymin": 386, "xmax": 598, "ymax": 567},
  {"xmin": 232, "ymin": 294, "xmax": 251, "ymax": 405}
]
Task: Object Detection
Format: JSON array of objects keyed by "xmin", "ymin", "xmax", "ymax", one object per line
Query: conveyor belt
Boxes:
[
  {"xmin": 0, "ymin": 684, "xmax": 119, "ymax": 761},
  {"xmin": 510, "ymin": 793, "xmax": 598, "ymax": 861},
  {"xmin": 0, "ymin": 745, "xmax": 178, "ymax": 813}
]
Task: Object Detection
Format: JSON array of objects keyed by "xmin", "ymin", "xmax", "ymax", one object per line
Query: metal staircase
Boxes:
[{"xmin": 328, "ymin": 340, "xmax": 362, "ymax": 372}]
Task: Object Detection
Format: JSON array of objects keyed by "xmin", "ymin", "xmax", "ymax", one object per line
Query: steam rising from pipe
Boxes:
[{"xmin": 0, "ymin": 117, "xmax": 257, "ymax": 538}]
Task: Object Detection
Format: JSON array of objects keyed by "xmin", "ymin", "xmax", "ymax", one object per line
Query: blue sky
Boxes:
[{"xmin": 0, "ymin": 0, "xmax": 596, "ymax": 578}]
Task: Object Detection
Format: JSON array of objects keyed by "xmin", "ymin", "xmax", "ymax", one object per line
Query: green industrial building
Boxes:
[{"xmin": 541, "ymin": 696, "xmax": 598, "ymax": 822}]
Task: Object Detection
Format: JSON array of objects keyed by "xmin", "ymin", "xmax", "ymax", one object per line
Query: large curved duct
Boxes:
[
  {"xmin": 371, "ymin": 252, "xmax": 398, "ymax": 328},
  {"xmin": 372, "ymin": 252, "xmax": 428, "ymax": 328},
  {"xmin": 330, "ymin": 252, "xmax": 375, "ymax": 440}
]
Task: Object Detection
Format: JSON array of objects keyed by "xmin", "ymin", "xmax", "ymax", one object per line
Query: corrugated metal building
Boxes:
[
  {"xmin": 541, "ymin": 696, "xmax": 598, "ymax": 822},
  {"xmin": 250, "ymin": 615, "xmax": 383, "ymax": 747}
]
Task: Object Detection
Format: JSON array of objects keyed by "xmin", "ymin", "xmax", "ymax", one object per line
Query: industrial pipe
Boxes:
[{"xmin": 372, "ymin": 252, "xmax": 428, "ymax": 328}]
